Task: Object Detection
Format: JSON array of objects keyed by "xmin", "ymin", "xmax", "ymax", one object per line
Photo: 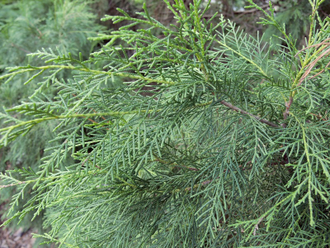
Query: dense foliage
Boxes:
[
  {"xmin": 0, "ymin": 0, "xmax": 105, "ymax": 244},
  {"xmin": 1, "ymin": 0, "xmax": 330, "ymax": 247}
]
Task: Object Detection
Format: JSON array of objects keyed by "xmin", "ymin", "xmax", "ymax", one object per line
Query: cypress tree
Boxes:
[{"xmin": 1, "ymin": 0, "xmax": 330, "ymax": 246}]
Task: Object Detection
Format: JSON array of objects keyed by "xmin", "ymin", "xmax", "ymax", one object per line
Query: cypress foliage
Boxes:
[
  {"xmin": 1, "ymin": 0, "xmax": 330, "ymax": 246},
  {"xmin": 0, "ymin": 0, "xmax": 105, "ymax": 243}
]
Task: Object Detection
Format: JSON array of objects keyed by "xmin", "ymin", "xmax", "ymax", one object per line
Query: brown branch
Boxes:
[
  {"xmin": 10, "ymin": 43, "xmax": 31, "ymax": 54},
  {"xmin": 0, "ymin": 181, "xmax": 25, "ymax": 189},
  {"xmin": 309, "ymin": 111, "xmax": 329, "ymax": 121},
  {"xmin": 219, "ymin": 100, "xmax": 279, "ymax": 128},
  {"xmin": 298, "ymin": 47, "xmax": 330, "ymax": 86},
  {"xmin": 285, "ymin": 39, "xmax": 330, "ymax": 124},
  {"xmin": 253, "ymin": 217, "xmax": 264, "ymax": 236},
  {"xmin": 283, "ymin": 96, "xmax": 293, "ymax": 123},
  {"xmin": 295, "ymin": 38, "xmax": 330, "ymax": 56},
  {"xmin": 153, "ymin": 153, "xmax": 198, "ymax": 171},
  {"xmin": 180, "ymin": 163, "xmax": 254, "ymax": 193}
]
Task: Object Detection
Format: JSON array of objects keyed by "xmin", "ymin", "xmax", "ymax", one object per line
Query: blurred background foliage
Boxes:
[
  {"xmin": 0, "ymin": 0, "xmax": 329, "ymax": 247},
  {"xmin": 0, "ymin": 0, "xmax": 106, "ymax": 246}
]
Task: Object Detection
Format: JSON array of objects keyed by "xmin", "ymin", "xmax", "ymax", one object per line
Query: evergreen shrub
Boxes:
[
  {"xmin": 0, "ymin": 0, "xmax": 105, "ymax": 243},
  {"xmin": 1, "ymin": 0, "xmax": 330, "ymax": 247}
]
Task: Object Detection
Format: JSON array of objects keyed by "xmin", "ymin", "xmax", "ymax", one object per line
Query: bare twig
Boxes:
[
  {"xmin": 283, "ymin": 96, "xmax": 293, "ymax": 123},
  {"xmin": 0, "ymin": 181, "xmax": 25, "ymax": 189},
  {"xmin": 219, "ymin": 100, "xmax": 279, "ymax": 128},
  {"xmin": 10, "ymin": 43, "xmax": 31, "ymax": 54},
  {"xmin": 284, "ymin": 39, "xmax": 330, "ymax": 124},
  {"xmin": 253, "ymin": 217, "xmax": 264, "ymax": 236},
  {"xmin": 298, "ymin": 47, "xmax": 330, "ymax": 86},
  {"xmin": 295, "ymin": 38, "xmax": 330, "ymax": 56}
]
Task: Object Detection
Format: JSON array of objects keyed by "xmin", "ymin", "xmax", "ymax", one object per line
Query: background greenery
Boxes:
[
  {"xmin": 0, "ymin": 0, "xmax": 106, "ymax": 245},
  {"xmin": 1, "ymin": 0, "xmax": 330, "ymax": 247}
]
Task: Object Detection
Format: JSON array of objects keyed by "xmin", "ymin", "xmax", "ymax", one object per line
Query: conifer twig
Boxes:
[{"xmin": 219, "ymin": 100, "xmax": 279, "ymax": 128}]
